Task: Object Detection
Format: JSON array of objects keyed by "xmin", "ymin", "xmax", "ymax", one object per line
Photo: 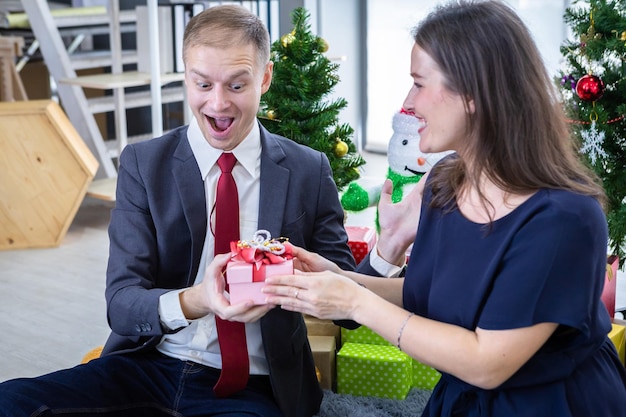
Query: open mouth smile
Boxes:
[{"xmin": 208, "ymin": 116, "xmax": 234, "ymax": 133}]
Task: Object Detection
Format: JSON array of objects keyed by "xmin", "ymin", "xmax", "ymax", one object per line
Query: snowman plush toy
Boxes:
[{"xmin": 341, "ymin": 108, "xmax": 451, "ymax": 229}]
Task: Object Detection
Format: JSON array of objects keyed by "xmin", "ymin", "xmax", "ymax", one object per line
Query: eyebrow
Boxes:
[{"xmin": 189, "ymin": 68, "xmax": 253, "ymax": 81}]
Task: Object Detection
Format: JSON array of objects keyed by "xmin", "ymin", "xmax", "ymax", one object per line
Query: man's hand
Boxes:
[{"xmin": 180, "ymin": 253, "xmax": 272, "ymax": 323}]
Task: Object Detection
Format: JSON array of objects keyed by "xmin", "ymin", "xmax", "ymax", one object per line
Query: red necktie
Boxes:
[{"xmin": 213, "ymin": 152, "xmax": 249, "ymax": 397}]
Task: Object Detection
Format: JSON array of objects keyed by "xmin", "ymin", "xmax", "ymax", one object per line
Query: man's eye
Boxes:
[
  {"xmin": 232, "ymin": 84, "xmax": 243, "ymax": 90},
  {"xmin": 198, "ymin": 82, "xmax": 209, "ymax": 89}
]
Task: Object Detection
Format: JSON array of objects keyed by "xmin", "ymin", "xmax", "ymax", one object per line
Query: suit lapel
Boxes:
[
  {"xmin": 172, "ymin": 135, "xmax": 206, "ymax": 285},
  {"xmin": 258, "ymin": 126, "xmax": 290, "ymax": 239}
]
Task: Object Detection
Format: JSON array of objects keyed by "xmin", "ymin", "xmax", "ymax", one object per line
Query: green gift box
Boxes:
[
  {"xmin": 341, "ymin": 325, "xmax": 391, "ymax": 346},
  {"xmin": 412, "ymin": 359, "xmax": 441, "ymax": 390},
  {"xmin": 337, "ymin": 342, "xmax": 412, "ymax": 400}
]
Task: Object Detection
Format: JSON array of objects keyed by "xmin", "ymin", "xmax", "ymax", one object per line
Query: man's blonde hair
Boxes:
[{"xmin": 183, "ymin": 5, "xmax": 271, "ymax": 66}]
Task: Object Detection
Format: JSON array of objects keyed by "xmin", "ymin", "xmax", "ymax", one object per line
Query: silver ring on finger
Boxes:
[{"xmin": 294, "ymin": 289, "xmax": 300, "ymax": 299}]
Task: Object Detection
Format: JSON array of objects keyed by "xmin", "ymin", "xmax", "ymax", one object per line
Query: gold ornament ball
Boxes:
[
  {"xmin": 281, "ymin": 32, "xmax": 296, "ymax": 47},
  {"xmin": 319, "ymin": 38, "xmax": 329, "ymax": 53},
  {"xmin": 335, "ymin": 141, "xmax": 348, "ymax": 157},
  {"xmin": 266, "ymin": 110, "xmax": 276, "ymax": 120}
]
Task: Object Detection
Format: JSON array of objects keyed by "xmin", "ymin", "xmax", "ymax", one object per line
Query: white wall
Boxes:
[
  {"xmin": 365, "ymin": 0, "xmax": 571, "ymax": 151},
  {"xmin": 317, "ymin": 0, "xmax": 363, "ymax": 149},
  {"xmin": 365, "ymin": 0, "xmax": 437, "ymax": 151},
  {"xmin": 510, "ymin": 0, "xmax": 571, "ymax": 76}
]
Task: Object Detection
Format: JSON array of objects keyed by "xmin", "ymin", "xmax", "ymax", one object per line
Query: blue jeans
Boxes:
[{"xmin": 0, "ymin": 350, "xmax": 283, "ymax": 417}]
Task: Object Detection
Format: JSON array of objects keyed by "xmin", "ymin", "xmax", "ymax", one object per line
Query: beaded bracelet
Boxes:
[{"xmin": 396, "ymin": 312, "xmax": 414, "ymax": 351}]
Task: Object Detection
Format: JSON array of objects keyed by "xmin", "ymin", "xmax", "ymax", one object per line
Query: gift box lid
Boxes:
[
  {"xmin": 309, "ymin": 335, "xmax": 337, "ymax": 352},
  {"xmin": 341, "ymin": 325, "xmax": 391, "ymax": 346},
  {"xmin": 226, "ymin": 259, "xmax": 293, "ymax": 284},
  {"xmin": 338, "ymin": 342, "xmax": 409, "ymax": 362}
]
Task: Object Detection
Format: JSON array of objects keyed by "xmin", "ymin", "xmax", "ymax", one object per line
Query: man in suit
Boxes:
[{"xmin": 0, "ymin": 5, "xmax": 355, "ymax": 417}]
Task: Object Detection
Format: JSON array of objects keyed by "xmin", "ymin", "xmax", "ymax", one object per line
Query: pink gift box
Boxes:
[
  {"xmin": 226, "ymin": 259, "xmax": 293, "ymax": 305},
  {"xmin": 346, "ymin": 226, "xmax": 377, "ymax": 264}
]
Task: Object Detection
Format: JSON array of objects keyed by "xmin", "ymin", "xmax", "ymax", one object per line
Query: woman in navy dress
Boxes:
[{"xmin": 262, "ymin": 0, "xmax": 626, "ymax": 415}]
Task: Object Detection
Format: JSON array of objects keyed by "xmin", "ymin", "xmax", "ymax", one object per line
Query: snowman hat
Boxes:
[{"xmin": 392, "ymin": 108, "xmax": 423, "ymax": 139}]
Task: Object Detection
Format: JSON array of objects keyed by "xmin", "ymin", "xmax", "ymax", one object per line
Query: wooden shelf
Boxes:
[
  {"xmin": 70, "ymin": 49, "xmax": 138, "ymax": 71},
  {"xmin": 103, "ymin": 129, "xmax": 178, "ymax": 159},
  {"xmin": 55, "ymin": 9, "xmax": 136, "ymax": 29},
  {"xmin": 0, "ymin": 7, "xmax": 136, "ymax": 30},
  {"xmin": 86, "ymin": 85, "xmax": 184, "ymax": 114},
  {"xmin": 86, "ymin": 178, "xmax": 116, "ymax": 202},
  {"xmin": 59, "ymin": 71, "xmax": 184, "ymax": 90}
]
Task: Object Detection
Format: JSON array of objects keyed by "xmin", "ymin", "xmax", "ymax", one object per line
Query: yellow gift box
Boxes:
[
  {"xmin": 304, "ymin": 315, "xmax": 341, "ymax": 346},
  {"xmin": 608, "ymin": 322, "xmax": 626, "ymax": 365},
  {"xmin": 308, "ymin": 335, "xmax": 336, "ymax": 391}
]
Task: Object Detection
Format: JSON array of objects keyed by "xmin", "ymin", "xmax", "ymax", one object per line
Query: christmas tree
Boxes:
[
  {"xmin": 258, "ymin": 7, "xmax": 365, "ymax": 191},
  {"xmin": 558, "ymin": 0, "xmax": 626, "ymax": 265}
]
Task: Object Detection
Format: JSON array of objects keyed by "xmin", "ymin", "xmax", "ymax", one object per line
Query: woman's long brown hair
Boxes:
[{"xmin": 412, "ymin": 0, "xmax": 606, "ymax": 217}]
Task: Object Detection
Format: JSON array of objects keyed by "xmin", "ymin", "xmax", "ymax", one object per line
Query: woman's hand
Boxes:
[
  {"xmin": 376, "ymin": 176, "xmax": 426, "ymax": 264},
  {"xmin": 263, "ymin": 270, "xmax": 368, "ymax": 321},
  {"xmin": 180, "ymin": 253, "xmax": 272, "ymax": 323},
  {"xmin": 287, "ymin": 243, "xmax": 342, "ymax": 274}
]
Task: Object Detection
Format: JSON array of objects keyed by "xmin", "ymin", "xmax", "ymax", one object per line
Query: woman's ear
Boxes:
[{"xmin": 467, "ymin": 97, "xmax": 475, "ymax": 114}]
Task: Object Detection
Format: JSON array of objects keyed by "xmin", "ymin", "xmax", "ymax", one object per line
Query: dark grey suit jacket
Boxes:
[{"xmin": 103, "ymin": 123, "xmax": 356, "ymax": 417}]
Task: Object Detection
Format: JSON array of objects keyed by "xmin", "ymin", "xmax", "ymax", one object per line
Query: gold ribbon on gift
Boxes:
[{"xmin": 230, "ymin": 230, "xmax": 292, "ymax": 281}]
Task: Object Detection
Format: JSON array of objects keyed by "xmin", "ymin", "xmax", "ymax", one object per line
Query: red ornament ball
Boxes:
[{"xmin": 575, "ymin": 74, "xmax": 605, "ymax": 102}]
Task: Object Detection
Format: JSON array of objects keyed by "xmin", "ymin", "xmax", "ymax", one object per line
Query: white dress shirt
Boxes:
[
  {"xmin": 156, "ymin": 117, "xmax": 268, "ymax": 375},
  {"xmin": 370, "ymin": 243, "xmax": 405, "ymax": 277}
]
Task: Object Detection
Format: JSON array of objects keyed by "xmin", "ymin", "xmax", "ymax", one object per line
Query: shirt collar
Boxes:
[{"xmin": 187, "ymin": 117, "xmax": 261, "ymax": 180}]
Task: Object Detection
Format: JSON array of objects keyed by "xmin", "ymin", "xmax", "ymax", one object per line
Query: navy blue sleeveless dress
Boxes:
[{"xmin": 403, "ymin": 184, "xmax": 626, "ymax": 416}]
